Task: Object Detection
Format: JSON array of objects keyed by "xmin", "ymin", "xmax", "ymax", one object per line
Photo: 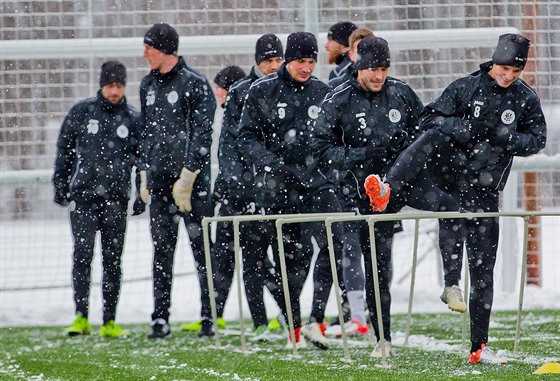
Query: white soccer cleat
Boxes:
[
  {"xmin": 469, "ymin": 344, "xmax": 508, "ymax": 364},
  {"xmin": 335, "ymin": 319, "xmax": 369, "ymax": 338},
  {"xmin": 300, "ymin": 322, "xmax": 330, "ymax": 350},
  {"xmin": 440, "ymin": 285, "xmax": 467, "ymax": 313},
  {"xmin": 371, "ymin": 341, "xmax": 392, "ymax": 358}
]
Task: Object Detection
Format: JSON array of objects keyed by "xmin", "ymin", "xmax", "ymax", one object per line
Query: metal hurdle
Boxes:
[
  {"xmin": 323, "ymin": 210, "xmax": 558, "ymax": 368},
  {"xmin": 201, "ymin": 212, "xmax": 352, "ymax": 353}
]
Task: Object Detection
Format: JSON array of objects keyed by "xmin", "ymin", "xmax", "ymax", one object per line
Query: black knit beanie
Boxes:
[
  {"xmin": 214, "ymin": 65, "xmax": 246, "ymax": 90},
  {"xmin": 255, "ymin": 34, "xmax": 284, "ymax": 64},
  {"xmin": 355, "ymin": 36, "xmax": 391, "ymax": 70},
  {"xmin": 144, "ymin": 23, "xmax": 179, "ymax": 55},
  {"xmin": 327, "ymin": 21, "xmax": 358, "ymax": 47},
  {"xmin": 492, "ymin": 33, "xmax": 530, "ymax": 69},
  {"xmin": 284, "ymin": 32, "xmax": 318, "ymax": 63},
  {"xmin": 99, "ymin": 60, "xmax": 126, "ymax": 88}
]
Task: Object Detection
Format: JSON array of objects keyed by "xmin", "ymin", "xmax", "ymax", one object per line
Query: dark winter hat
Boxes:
[
  {"xmin": 355, "ymin": 36, "xmax": 391, "ymax": 70},
  {"xmin": 284, "ymin": 32, "xmax": 319, "ymax": 63},
  {"xmin": 99, "ymin": 60, "xmax": 126, "ymax": 88},
  {"xmin": 214, "ymin": 65, "xmax": 246, "ymax": 91},
  {"xmin": 255, "ymin": 34, "xmax": 284, "ymax": 65},
  {"xmin": 144, "ymin": 23, "xmax": 179, "ymax": 55},
  {"xmin": 327, "ymin": 21, "xmax": 358, "ymax": 47},
  {"xmin": 492, "ymin": 33, "xmax": 530, "ymax": 69}
]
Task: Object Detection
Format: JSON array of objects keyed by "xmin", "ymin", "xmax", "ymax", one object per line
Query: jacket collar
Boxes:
[{"xmin": 98, "ymin": 90, "xmax": 126, "ymax": 112}]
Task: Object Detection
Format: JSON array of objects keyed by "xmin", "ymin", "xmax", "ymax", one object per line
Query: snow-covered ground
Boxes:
[{"xmin": 1, "ymin": 211, "xmax": 558, "ymax": 328}]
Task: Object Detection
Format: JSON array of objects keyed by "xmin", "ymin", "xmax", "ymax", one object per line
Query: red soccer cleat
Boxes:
[{"xmin": 364, "ymin": 174, "xmax": 391, "ymax": 212}]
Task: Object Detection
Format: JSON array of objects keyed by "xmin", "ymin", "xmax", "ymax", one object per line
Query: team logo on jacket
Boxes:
[
  {"xmin": 167, "ymin": 91, "xmax": 179, "ymax": 104},
  {"xmin": 116, "ymin": 125, "xmax": 129, "ymax": 138},
  {"xmin": 146, "ymin": 90, "xmax": 156, "ymax": 106},
  {"xmin": 308, "ymin": 105, "xmax": 320, "ymax": 119},
  {"xmin": 86, "ymin": 119, "xmax": 99, "ymax": 134},
  {"xmin": 388, "ymin": 109, "xmax": 401, "ymax": 123},
  {"xmin": 501, "ymin": 109, "xmax": 515, "ymax": 125}
]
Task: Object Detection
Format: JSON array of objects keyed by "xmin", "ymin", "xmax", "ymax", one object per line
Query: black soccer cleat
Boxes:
[{"xmin": 148, "ymin": 318, "xmax": 171, "ymax": 339}]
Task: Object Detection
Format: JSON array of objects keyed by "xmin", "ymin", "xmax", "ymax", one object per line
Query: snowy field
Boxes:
[{"xmin": 1, "ymin": 211, "xmax": 558, "ymax": 329}]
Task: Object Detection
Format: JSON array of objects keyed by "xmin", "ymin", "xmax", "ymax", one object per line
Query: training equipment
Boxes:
[
  {"xmin": 198, "ymin": 318, "xmax": 215, "ymax": 338},
  {"xmin": 65, "ymin": 315, "xmax": 92, "ymax": 336},
  {"xmin": 364, "ymin": 174, "xmax": 391, "ymax": 212},
  {"xmin": 139, "ymin": 170, "xmax": 149, "ymax": 203},
  {"xmin": 100, "ymin": 320, "xmax": 129, "ymax": 337},
  {"xmin": 148, "ymin": 318, "xmax": 171, "ymax": 339},
  {"xmin": 172, "ymin": 168, "xmax": 200, "ymax": 213},
  {"xmin": 182, "ymin": 317, "xmax": 226, "ymax": 331},
  {"xmin": 469, "ymin": 344, "xmax": 508, "ymax": 364},
  {"xmin": 440, "ymin": 285, "xmax": 467, "ymax": 313},
  {"xmin": 371, "ymin": 341, "xmax": 392, "ymax": 358},
  {"xmin": 335, "ymin": 319, "xmax": 369, "ymax": 338},
  {"xmin": 300, "ymin": 322, "xmax": 329, "ymax": 350}
]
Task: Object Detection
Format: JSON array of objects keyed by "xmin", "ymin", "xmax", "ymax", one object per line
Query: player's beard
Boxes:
[{"xmin": 327, "ymin": 49, "xmax": 339, "ymax": 65}]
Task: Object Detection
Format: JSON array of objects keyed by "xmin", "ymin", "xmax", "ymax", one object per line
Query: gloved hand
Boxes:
[
  {"xmin": 139, "ymin": 170, "xmax": 149, "ymax": 203},
  {"xmin": 468, "ymin": 121, "xmax": 490, "ymax": 142},
  {"xmin": 273, "ymin": 164, "xmax": 299, "ymax": 188},
  {"xmin": 364, "ymin": 145, "xmax": 387, "ymax": 159},
  {"xmin": 488, "ymin": 124, "xmax": 518, "ymax": 147},
  {"xmin": 387, "ymin": 131, "xmax": 408, "ymax": 153},
  {"xmin": 172, "ymin": 168, "xmax": 200, "ymax": 213},
  {"xmin": 54, "ymin": 189, "xmax": 70, "ymax": 206}
]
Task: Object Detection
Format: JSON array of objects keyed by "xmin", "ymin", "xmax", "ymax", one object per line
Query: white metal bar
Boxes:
[
  {"xmin": 1, "ymin": 27, "xmax": 520, "ymax": 60},
  {"xmin": 403, "ymin": 219, "xmax": 420, "ymax": 347}
]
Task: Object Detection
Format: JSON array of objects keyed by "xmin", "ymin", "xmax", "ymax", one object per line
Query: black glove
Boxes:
[
  {"xmin": 273, "ymin": 164, "xmax": 299, "ymax": 188},
  {"xmin": 468, "ymin": 121, "xmax": 490, "ymax": 142},
  {"xmin": 54, "ymin": 189, "xmax": 69, "ymax": 207},
  {"xmin": 364, "ymin": 145, "xmax": 387, "ymax": 159},
  {"xmin": 388, "ymin": 131, "xmax": 408, "ymax": 153},
  {"xmin": 488, "ymin": 124, "xmax": 518, "ymax": 148},
  {"xmin": 131, "ymin": 197, "xmax": 146, "ymax": 216}
]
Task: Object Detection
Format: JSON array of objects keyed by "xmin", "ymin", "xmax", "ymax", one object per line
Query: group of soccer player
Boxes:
[{"xmin": 53, "ymin": 19, "xmax": 546, "ymax": 365}]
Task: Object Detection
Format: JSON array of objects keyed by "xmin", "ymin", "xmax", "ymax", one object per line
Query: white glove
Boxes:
[
  {"xmin": 172, "ymin": 168, "xmax": 200, "ymax": 213},
  {"xmin": 140, "ymin": 170, "xmax": 149, "ymax": 203}
]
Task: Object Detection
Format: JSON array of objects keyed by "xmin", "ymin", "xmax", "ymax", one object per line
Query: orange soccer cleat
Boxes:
[{"xmin": 364, "ymin": 174, "xmax": 391, "ymax": 212}]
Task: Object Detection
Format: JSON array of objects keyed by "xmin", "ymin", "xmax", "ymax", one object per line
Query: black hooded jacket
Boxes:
[
  {"xmin": 312, "ymin": 74, "xmax": 424, "ymax": 201},
  {"xmin": 53, "ymin": 91, "xmax": 140, "ymax": 204},
  {"xmin": 138, "ymin": 57, "xmax": 216, "ymax": 189},
  {"xmin": 237, "ymin": 63, "xmax": 332, "ymax": 209},
  {"xmin": 421, "ymin": 61, "xmax": 547, "ymax": 192}
]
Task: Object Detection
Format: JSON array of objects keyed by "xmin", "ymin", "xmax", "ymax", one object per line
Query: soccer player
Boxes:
[
  {"xmin": 138, "ymin": 23, "xmax": 217, "ymax": 339},
  {"xmin": 312, "ymin": 36, "xmax": 464, "ymax": 357},
  {"xmin": 325, "ymin": 21, "xmax": 358, "ymax": 80},
  {"xmin": 364, "ymin": 33, "xmax": 547, "ymax": 363},
  {"xmin": 53, "ymin": 60, "xmax": 139, "ymax": 337}
]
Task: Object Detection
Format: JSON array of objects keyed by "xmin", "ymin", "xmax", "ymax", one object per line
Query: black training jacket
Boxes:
[
  {"xmin": 329, "ymin": 51, "xmax": 353, "ymax": 81},
  {"xmin": 138, "ymin": 57, "xmax": 216, "ymax": 188},
  {"xmin": 53, "ymin": 91, "xmax": 140, "ymax": 203},
  {"xmin": 312, "ymin": 74, "xmax": 423, "ymax": 200},
  {"xmin": 420, "ymin": 61, "xmax": 547, "ymax": 191},
  {"xmin": 237, "ymin": 63, "xmax": 332, "ymax": 209},
  {"xmin": 213, "ymin": 67, "xmax": 261, "ymax": 203}
]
